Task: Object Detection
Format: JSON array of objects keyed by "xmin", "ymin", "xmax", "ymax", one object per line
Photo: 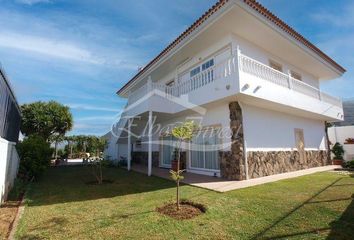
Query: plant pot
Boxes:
[
  {"xmin": 171, "ymin": 160, "xmax": 184, "ymax": 171},
  {"xmin": 332, "ymin": 159, "xmax": 343, "ymax": 165}
]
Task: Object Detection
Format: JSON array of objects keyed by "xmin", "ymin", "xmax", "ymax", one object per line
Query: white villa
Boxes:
[{"xmin": 106, "ymin": 0, "xmax": 345, "ymax": 180}]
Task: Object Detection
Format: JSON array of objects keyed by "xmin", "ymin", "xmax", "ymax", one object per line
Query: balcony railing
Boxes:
[
  {"xmin": 127, "ymin": 52, "xmax": 342, "ymax": 108},
  {"xmin": 128, "ymin": 54, "xmax": 237, "ymax": 105},
  {"xmin": 239, "ymin": 54, "xmax": 342, "ymax": 107}
]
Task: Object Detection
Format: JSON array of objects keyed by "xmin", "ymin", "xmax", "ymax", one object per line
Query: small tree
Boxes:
[
  {"xmin": 331, "ymin": 142, "xmax": 344, "ymax": 160},
  {"xmin": 21, "ymin": 101, "xmax": 73, "ymax": 141},
  {"xmin": 89, "ymin": 137, "xmax": 108, "ymax": 184},
  {"xmin": 170, "ymin": 121, "xmax": 198, "ymax": 210}
]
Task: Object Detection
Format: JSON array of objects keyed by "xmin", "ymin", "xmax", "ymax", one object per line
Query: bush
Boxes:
[
  {"xmin": 7, "ymin": 178, "xmax": 28, "ymax": 201},
  {"xmin": 17, "ymin": 135, "xmax": 53, "ymax": 179},
  {"xmin": 345, "ymin": 160, "xmax": 354, "ymax": 169},
  {"xmin": 331, "ymin": 142, "xmax": 344, "ymax": 160}
]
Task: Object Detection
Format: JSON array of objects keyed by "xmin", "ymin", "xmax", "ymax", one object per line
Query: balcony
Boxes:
[{"xmin": 125, "ymin": 51, "xmax": 343, "ymax": 120}]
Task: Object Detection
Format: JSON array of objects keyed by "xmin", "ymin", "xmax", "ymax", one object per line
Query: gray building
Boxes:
[
  {"xmin": 0, "ymin": 65, "xmax": 21, "ymax": 142},
  {"xmin": 334, "ymin": 100, "xmax": 354, "ymax": 126}
]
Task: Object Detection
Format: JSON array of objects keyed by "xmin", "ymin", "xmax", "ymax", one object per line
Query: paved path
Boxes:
[{"xmin": 132, "ymin": 165, "xmax": 342, "ymax": 192}]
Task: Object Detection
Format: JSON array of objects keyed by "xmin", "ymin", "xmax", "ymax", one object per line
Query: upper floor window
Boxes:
[
  {"xmin": 190, "ymin": 66, "xmax": 200, "ymax": 77},
  {"xmin": 269, "ymin": 60, "xmax": 283, "ymax": 72},
  {"xmin": 202, "ymin": 59, "xmax": 214, "ymax": 71},
  {"xmin": 290, "ymin": 70, "xmax": 302, "ymax": 81}
]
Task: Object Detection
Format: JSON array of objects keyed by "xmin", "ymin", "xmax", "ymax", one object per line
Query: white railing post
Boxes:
[
  {"xmin": 287, "ymin": 70, "xmax": 293, "ymax": 89},
  {"xmin": 127, "ymin": 118, "xmax": 132, "ymax": 171},
  {"xmin": 232, "ymin": 43, "xmax": 241, "ymax": 80},
  {"xmin": 148, "ymin": 111, "xmax": 152, "ymax": 176}
]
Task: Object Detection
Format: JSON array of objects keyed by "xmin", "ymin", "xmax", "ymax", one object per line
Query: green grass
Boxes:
[{"xmin": 16, "ymin": 166, "xmax": 353, "ymax": 240}]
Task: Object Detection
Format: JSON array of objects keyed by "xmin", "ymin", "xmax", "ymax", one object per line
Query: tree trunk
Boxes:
[
  {"xmin": 176, "ymin": 144, "xmax": 181, "ymax": 210},
  {"xmin": 99, "ymin": 161, "xmax": 103, "ymax": 184},
  {"xmin": 55, "ymin": 142, "xmax": 58, "ymax": 159}
]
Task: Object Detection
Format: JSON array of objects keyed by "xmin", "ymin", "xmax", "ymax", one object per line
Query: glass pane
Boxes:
[
  {"xmin": 162, "ymin": 136, "xmax": 175, "ymax": 165},
  {"xmin": 204, "ymin": 131, "xmax": 219, "ymax": 170},
  {"xmin": 190, "ymin": 134, "xmax": 204, "ymax": 168}
]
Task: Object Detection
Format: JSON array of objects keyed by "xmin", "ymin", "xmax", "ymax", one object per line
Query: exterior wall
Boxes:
[
  {"xmin": 247, "ymin": 150, "xmax": 328, "ymax": 178},
  {"xmin": 103, "ymin": 132, "xmax": 118, "ymax": 162},
  {"xmin": 0, "ymin": 137, "xmax": 20, "ymax": 204},
  {"xmin": 118, "ymin": 143, "xmax": 128, "ymax": 161},
  {"xmin": 242, "ymin": 104, "xmax": 327, "ymax": 151},
  {"xmin": 231, "ymin": 34, "xmax": 320, "ymax": 88},
  {"xmin": 132, "ymin": 151, "xmax": 159, "ymax": 167},
  {"xmin": 328, "ymin": 126, "xmax": 354, "ymax": 161},
  {"xmin": 221, "ymin": 101, "xmax": 330, "ymax": 180}
]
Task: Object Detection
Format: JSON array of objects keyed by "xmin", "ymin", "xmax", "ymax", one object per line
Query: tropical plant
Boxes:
[
  {"xmin": 49, "ymin": 134, "xmax": 65, "ymax": 159},
  {"xmin": 17, "ymin": 135, "xmax": 53, "ymax": 179},
  {"xmin": 21, "ymin": 101, "xmax": 73, "ymax": 141},
  {"xmin": 331, "ymin": 142, "xmax": 344, "ymax": 160},
  {"xmin": 170, "ymin": 120, "xmax": 198, "ymax": 210}
]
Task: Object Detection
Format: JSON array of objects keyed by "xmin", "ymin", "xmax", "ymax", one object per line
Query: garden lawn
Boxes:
[{"xmin": 16, "ymin": 166, "xmax": 353, "ymax": 240}]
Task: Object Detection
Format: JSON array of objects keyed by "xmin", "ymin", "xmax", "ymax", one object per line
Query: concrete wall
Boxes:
[
  {"xmin": 328, "ymin": 126, "xmax": 354, "ymax": 161},
  {"xmin": 103, "ymin": 132, "xmax": 118, "ymax": 162},
  {"xmin": 242, "ymin": 103, "xmax": 327, "ymax": 151},
  {"xmin": 0, "ymin": 137, "xmax": 20, "ymax": 204}
]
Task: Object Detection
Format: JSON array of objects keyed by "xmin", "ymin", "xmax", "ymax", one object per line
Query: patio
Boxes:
[{"xmin": 131, "ymin": 164, "xmax": 342, "ymax": 192}]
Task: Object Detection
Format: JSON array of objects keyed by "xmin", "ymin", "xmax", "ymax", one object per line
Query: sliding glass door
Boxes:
[
  {"xmin": 190, "ymin": 129, "xmax": 219, "ymax": 171},
  {"xmin": 161, "ymin": 135, "xmax": 176, "ymax": 167}
]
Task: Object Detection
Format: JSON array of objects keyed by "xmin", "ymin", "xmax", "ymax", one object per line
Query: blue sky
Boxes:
[{"xmin": 0, "ymin": 0, "xmax": 352, "ymax": 136}]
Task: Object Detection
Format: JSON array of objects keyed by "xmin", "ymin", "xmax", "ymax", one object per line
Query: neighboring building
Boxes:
[
  {"xmin": 0, "ymin": 64, "xmax": 21, "ymax": 203},
  {"xmin": 112, "ymin": 0, "xmax": 345, "ymax": 180},
  {"xmin": 328, "ymin": 100, "xmax": 354, "ymax": 161}
]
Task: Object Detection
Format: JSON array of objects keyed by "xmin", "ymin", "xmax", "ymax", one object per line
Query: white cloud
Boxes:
[
  {"xmin": 15, "ymin": 0, "xmax": 51, "ymax": 5},
  {"xmin": 66, "ymin": 103, "xmax": 119, "ymax": 112},
  {"xmin": 0, "ymin": 32, "xmax": 104, "ymax": 64},
  {"xmin": 311, "ymin": 4, "xmax": 354, "ymax": 27}
]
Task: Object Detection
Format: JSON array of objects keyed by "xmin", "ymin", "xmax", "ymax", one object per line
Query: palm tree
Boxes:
[{"xmin": 50, "ymin": 134, "xmax": 65, "ymax": 159}]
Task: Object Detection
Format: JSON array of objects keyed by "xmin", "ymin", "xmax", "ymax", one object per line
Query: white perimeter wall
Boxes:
[
  {"xmin": 0, "ymin": 137, "xmax": 20, "ymax": 204},
  {"xmin": 103, "ymin": 133, "xmax": 118, "ymax": 162},
  {"xmin": 328, "ymin": 126, "xmax": 354, "ymax": 161},
  {"xmin": 242, "ymin": 104, "xmax": 327, "ymax": 151}
]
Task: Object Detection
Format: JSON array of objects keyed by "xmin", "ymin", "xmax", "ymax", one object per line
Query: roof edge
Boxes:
[{"xmin": 117, "ymin": 0, "xmax": 345, "ymax": 95}]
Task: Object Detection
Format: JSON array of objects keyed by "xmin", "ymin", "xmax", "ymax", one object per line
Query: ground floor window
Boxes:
[
  {"xmin": 190, "ymin": 129, "xmax": 219, "ymax": 170},
  {"xmin": 161, "ymin": 135, "xmax": 176, "ymax": 166}
]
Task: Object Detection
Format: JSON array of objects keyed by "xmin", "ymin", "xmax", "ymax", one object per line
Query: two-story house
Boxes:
[{"xmin": 111, "ymin": 0, "xmax": 345, "ymax": 180}]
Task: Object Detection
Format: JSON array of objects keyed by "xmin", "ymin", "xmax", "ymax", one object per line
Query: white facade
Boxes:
[
  {"xmin": 242, "ymin": 104, "xmax": 327, "ymax": 151},
  {"xmin": 0, "ymin": 137, "xmax": 20, "ymax": 203},
  {"xmin": 328, "ymin": 126, "xmax": 354, "ymax": 161},
  {"xmin": 112, "ymin": 0, "xmax": 345, "ymax": 177}
]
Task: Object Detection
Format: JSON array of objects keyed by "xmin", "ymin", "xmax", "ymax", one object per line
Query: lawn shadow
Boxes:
[
  {"xmin": 25, "ymin": 165, "xmax": 176, "ymax": 207},
  {"xmin": 251, "ymin": 177, "xmax": 354, "ymax": 240}
]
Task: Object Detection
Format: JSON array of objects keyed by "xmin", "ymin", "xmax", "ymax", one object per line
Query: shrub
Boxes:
[
  {"xmin": 345, "ymin": 160, "xmax": 354, "ymax": 169},
  {"xmin": 331, "ymin": 142, "xmax": 344, "ymax": 160},
  {"xmin": 17, "ymin": 135, "xmax": 53, "ymax": 180}
]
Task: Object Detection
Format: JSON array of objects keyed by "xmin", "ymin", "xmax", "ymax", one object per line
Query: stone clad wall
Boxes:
[
  {"xmin": 247, "ymin": 150, "xmax": 328, "ymax": 179},
  {"xmin": 220, "ymin": 101, "xmax": 329, "ymax": 180},
  {"xmin": 220, "ymin": 102, "xmax": 246, "ymax": 180},
  {"xmin": 132, "ymin": 151, "xmax": 159, "ymax": 167}
]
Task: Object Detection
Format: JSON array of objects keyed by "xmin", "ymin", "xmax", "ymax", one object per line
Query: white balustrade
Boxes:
[
  {"xmin": 239, "ymin": 53, "xmax": 342, "ymax": 107},
  {"xmin": 127, "ymin": 52, "xmax": 342, "ymax": 108}
]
